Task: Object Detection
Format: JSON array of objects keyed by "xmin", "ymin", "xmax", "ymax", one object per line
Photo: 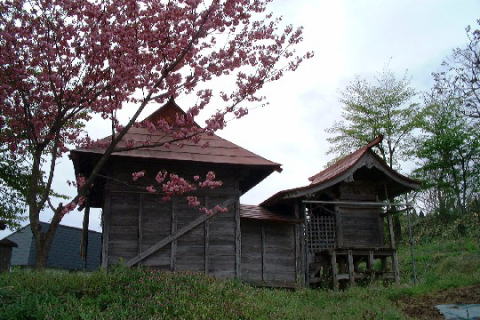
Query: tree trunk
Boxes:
[
  {"xmin": 31, "ymin": 216, "xmax": 61, "ymax": 270},
  {"xmin": 35, "ymin": 239, "xmax": 49, "ymax": 269}
]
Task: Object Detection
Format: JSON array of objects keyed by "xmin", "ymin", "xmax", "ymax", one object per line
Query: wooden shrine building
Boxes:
[
  {"xmin": 71, "ymin": 100, "xmax": 419, "ymax": 289},
  {"xmin": 71, "ymin": 99, "xmax": 302, "ymax": 287},
  {"xmin": 260, "ymin": 136, "xmax": 420, "ymax": 288}
]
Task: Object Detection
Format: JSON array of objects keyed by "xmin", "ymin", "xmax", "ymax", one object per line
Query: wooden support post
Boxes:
[
  {"xmin": 170, "ymin": 199, "xmax": 177, "ymax": 271},
  {"xmin": 138, "ymin": 194, "xmax": 143, "ymax": 255},
  {"xmin": 101, "ymin": 192, "xmax": 111, "ymax": 269},
  {"xmin": 261, "ymin": 224, "xmax": 266, "ymax": 281},
  {"xmin": 331, "ymin": 251, "xmax": 339, "ymax": 290},
  {"xmin": 368, "ymin": 250, "xmax": 375, "ymax": 274},
  {"xmin": 347, "ymin": 250, "xmax": 355, "ymax": 286},
  {"xmin": 387, "ymin": 214, "xmax": 396, "ymax": 250},
  {"xmin": 294, "ymin": 202, "xmax": 305, "ymax": 287},
  {"xmin": 335, "ymin": 209, "xmax": 344, "ymax": 248},
  {"xmin": 203, "ymin": 196, "xmax": 209, "ymax": 274},
  {"xmin": 204, "ymin": 219, "xmax": 209, "ymax": 274},
  {"xmin": 301, "ymin": 203, "xmax": 308, "ymax": 287},
  {"xmin": 234, "ymin": 199, "xmax": 241, "ymax": 278},
  {"xmin": 392, "ymin": 251, "xmax": 400, "ymax": 283}
]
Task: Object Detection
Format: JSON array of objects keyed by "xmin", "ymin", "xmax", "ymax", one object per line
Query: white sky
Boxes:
[{"xmin": 2, "ymin": 0, "xmax": 479, "ymax": 238}]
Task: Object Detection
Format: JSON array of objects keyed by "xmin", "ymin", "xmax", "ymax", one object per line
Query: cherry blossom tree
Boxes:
[{"xmin": 0, "ymin": 0, "xmax": 311, "ymax": 268}]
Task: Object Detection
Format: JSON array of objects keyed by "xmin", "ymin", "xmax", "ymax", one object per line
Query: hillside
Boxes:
[{"xmin": 0, "ymin": 236, "xmax": 479, "ymax": 320}]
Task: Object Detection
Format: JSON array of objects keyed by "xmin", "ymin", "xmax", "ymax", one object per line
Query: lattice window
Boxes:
[{"xmin": 306, "ymin": 214, "xmax": 336, "ymax": 252}]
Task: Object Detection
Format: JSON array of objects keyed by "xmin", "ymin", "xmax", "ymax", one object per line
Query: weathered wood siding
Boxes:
[
  {"xmin": 240, "ymin": 219, "xmax": 299, "ymax": 287},
  {"xmin": 339, "ymin": 181, "xmax": 377, "ymax": 201},
  {"xmin": 336, "ymin": 206, "xmax": 384, "ymax": 248},
  {"xmin": 103, "ymin": 158, "xmax": 240, "ymax": 279},
  {"xmin": 335, "ymin": 180, "xmax": 385, "ymax": 248}
]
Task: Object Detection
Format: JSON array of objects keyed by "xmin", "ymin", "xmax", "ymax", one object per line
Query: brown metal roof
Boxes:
[
  {"xmin": 72, "ymin": 99, "xmax": 281, "ymax": 170},
  {"xmin": 260, "ymin": 136, "xmax": 420, "ymax": 207},
  {"xmin": 308, "ymin": 135, "xmax": 384, "ymax": 185},
  {"xmin": 240, "ymin": 204, "xmax": 302, "ymax": 223}
]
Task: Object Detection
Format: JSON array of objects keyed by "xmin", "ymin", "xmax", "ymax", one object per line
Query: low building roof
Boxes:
[
  {"xmin": 239, "ymin": 204, "xmax": 302, "ymax": 223},
  {"xmin": 0, "ymin": 238, "xmax": 18, "ymax": 247}
]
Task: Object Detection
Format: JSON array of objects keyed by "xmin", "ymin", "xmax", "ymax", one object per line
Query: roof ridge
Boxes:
[{"xmin": 308, "ymin": 135, "xmax": 383, "ymax": 183}]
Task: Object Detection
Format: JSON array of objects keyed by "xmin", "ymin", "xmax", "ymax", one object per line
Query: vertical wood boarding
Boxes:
[{"xmin": 101, "ymin": 192, "xmax": 111, "ymax": 268}]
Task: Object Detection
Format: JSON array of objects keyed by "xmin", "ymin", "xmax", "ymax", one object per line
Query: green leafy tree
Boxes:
[
  {"xmin": 415, "ymin": 93, "xmax": 480, "ymax": 216},
  {"xmin": 327, "ymin": 69, "xmax": 420, "ymax": 169},
  {"xmin": 0, "ymin": 152, "xmax": 29, "ymax": 229}
]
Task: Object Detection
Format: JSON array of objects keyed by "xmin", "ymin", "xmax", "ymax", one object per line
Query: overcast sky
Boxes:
[{"xmin": 2, "ymin": 0, "xmax": 479, "ymax": 238}]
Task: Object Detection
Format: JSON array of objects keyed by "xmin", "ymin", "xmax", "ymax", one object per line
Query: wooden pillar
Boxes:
[
  {"xmin": 347, "ymin": 250, "xmax": 355, "ymax": 286},
  {"xmin": 301, "ymin": 203, "xmax": 308, "ymax": 287},
  {"xmin": 335, "ymin": 208, "xmax": 344, "ymax": 248},
  {"xmin": 368, "ymin": 250, "xmax": 375, "ymax": 275},
  {"xmin": 261, "ymin": 224, "xmax": 266, "ymax": 281},
  {"xmin": 204, "ymin": 220, "xmax": 209, "ymax": 274},
  {"xmin": 331, "ymin": 251, "xmax": 339, "ymax": 291},
  {"xmin": 234, "ymin": 199, "xmax": 241, "ymax": 278},
  {"xmin": 170, "ymin": 199, "xmax": 177, "ymax": 271},
  {"xmin": 294, "ymin": 201, "xmax": 304, "ymax": 286},
  {"xmin": 392, "ymin": 251, "xmax": 400, "ymax": 283},
  {"xmin": 204, "ymin": 196, "xmax": 209, "ymax": 274},
  {"xmin": 137, "ymin": 194, "xmax": 144, "ymax": 255},
  {"xmin": 387, "ymin": 213, "xmax": 396, "ymax": 250}
]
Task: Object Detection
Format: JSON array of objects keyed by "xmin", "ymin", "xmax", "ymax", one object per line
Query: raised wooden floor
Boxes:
[{"xmin": 308, "ymin": 247, "xmax": 400, "ymax": 290}]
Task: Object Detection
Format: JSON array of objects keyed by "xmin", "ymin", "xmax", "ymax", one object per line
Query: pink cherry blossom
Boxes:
[{"xmin": 0, "ymin": 0, "xmax": 310, "ymax": 268}]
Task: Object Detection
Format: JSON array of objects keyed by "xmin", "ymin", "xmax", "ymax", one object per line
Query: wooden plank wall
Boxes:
[
  {"xmin": 240, "ymin": 219, "xmax": 298, "ymax": 287},
  {"xmin": 102, "ymin": 159, "xmax": 240, "ymax": 279},
  {"xmin": 337, "ymin": 180, "xmax": 385, "ymax": 248},
  {"xmin": 337, "ymin": 207, "xmax": 384, "ymax": 248}
]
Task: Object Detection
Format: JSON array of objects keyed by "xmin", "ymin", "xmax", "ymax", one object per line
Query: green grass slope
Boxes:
[{"xmin": 0, "ymin": 238, "xmax": 478, "ymax": 320}]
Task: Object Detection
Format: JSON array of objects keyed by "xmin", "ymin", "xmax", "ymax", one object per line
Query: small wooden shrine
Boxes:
[{"xmin": 260, "ymin": 136, "xmax": 420, "ymax": 289}]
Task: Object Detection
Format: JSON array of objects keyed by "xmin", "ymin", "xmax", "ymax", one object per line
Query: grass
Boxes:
[{"xmin": 1, "ymin": 238, "xmax": 479, "ymax": 320}]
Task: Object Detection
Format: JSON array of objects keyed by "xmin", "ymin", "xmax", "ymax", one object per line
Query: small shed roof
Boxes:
[
  {"xmin": 0, "ymin": 238, "xmax": 18, "ymax": 247},
  {"xmin": 240, "ymin": 204, "xmax": 302, "ymax": 223},
  {"xmin": 261, "ymin": 136, "xmax": 420, "ymax": 207},
  {"xmin": 72, "ymin": 99, "xmax": 281, "ymax": 170}
]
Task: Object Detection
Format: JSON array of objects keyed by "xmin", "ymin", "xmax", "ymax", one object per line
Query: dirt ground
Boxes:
[{"xmin": 398, "ymin": 284, "xmax": 480, "ymax": 319}]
